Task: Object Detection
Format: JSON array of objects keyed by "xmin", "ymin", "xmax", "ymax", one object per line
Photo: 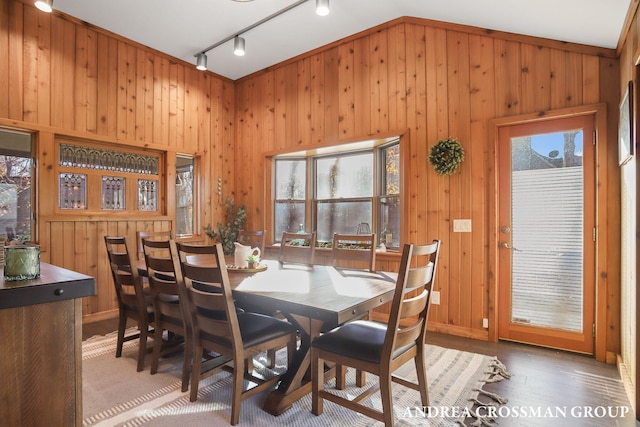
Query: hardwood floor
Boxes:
[{"xmin": 82, "ymin": 317, "xmax": 638, "ymax": 426}]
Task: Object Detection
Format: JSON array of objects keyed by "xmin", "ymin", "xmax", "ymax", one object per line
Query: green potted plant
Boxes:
[
  {"xmin": 246, "ymin": 253, "xmax": 260, "ymax": 269},
  {"xmin": 203, "ymin": 198, "xmax": 247, "ymax": 255}
]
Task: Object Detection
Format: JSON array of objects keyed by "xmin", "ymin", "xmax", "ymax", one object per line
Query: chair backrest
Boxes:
[
  {"xmin": 136, "ymin": 230, "xmax": 173, "ymax": 260},
  {"xmin": 176, "ymin": 242, "xmax": 223, "ymax": 287},
  {"xmin": 237, "ymin": 229, "xmax": 266, "ymax": 254},
  {"xmin": 104, "ymin": 235, "xmax": 146, "ymax": 312},
  {"xmin": 142, "ymin": 237, "xmax": 187, "ymax": 328},
  {"xmin": 179, "ymin": 243, "xmax": 243, "ymax": 356},
  {"xmin": 279, "ymin": 231, "xmax": 316, "ymax": 266},
  {"xmin": 331, "ymin": 233, "xmax": 376, "ymax": 271},
  {"xmin": 383, "ymin": 240, "xmax": 440, "ymax": 361}
]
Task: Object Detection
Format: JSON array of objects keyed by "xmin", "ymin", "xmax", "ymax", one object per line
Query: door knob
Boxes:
[
  {"xmin": 500, "ymin": 226, "xmax": 511, "ymax": 234},
  {"xmin": 499, "ymin": 242, "xmax": 511, "ymax": 249}
]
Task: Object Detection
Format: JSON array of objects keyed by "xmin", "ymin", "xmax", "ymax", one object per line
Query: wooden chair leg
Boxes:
[
  {"xmin": 355, "ymin": 369, "xmax": 366, "ymax": 387},
  {"xmin": 116, "ymin": 311, "xmax": 127, "ymax": 357},
  {"xmin": 181, "ymin": 335, "xmax": 192, "ymax": 392},
  {"xmin": 150, "ymin": 327, "xmax": 163, "ymax": 374},
  {"xmin": 189, "ymin": 344, "xmax": 203, "ymax": 402},
  {"xmin": 380, "ymin": 373, "xmax": 394, "ymax": 427},
  {"xmin": 336, "ymin": 364, "xmax": 347, "ymax": 389},
  {"xmin": 137, "ymin": 324, "xmax": 148, "ymax": 372},
  {"xmin": 230, "ymin": 358, "xmax": 244, "ymax": 425},
  {"xmin": 266, "ymin": 348, "xmax": 276, "ymax": 368},
  {"xmin": 414, "ymin": 351, "xmax": 430, "ymax": 406},
  {"xmin": 311, "ymin": 348, "xmax": 323, "ymax": 416}
]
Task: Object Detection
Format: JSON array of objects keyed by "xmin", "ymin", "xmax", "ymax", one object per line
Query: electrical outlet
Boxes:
[
  {"xmin": 431, "ymin": 290, "xmax": 440, "ymax": 305},
  {"xmin": 482, "ymin": 318, "xmax": 489, "ymax": 328},
  {"xmin": 453, "ymin": 219, "xmax": 472, "ymax": 232}
]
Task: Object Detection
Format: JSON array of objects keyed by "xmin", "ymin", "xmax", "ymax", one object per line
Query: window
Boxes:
[
  {"xmin": 0, "ymin": 130, "xmax": 33, "ymax": 243},
  {"xmin": 274, "ymin": 159, "xmax": 307, "ymax": 239},
  {"xmin": 176, "ymin": 155, "xmax": 195, "ymax": 236},
  {"xmin": 314, "ymin": 152, "xmax": 373, "ymax": 242},
  {"xmin": 272, "ymin": 137, "xmax": 400, "ymax": 249}
]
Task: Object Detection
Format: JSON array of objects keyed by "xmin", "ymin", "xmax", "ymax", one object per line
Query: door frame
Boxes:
[{"xmin": 488, "ymin": 103, "xmax": 608, "ymax": 362}]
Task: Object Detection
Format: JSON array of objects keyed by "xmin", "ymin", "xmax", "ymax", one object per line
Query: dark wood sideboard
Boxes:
[{"xmin": 0, "ymin": 262, "xmax": 96, "ymax": 427}]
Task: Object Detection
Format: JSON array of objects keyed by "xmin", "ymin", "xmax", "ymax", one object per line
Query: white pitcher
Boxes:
[{"xmin": 233, "ymin": 242, "xmax": 261, "ymax": 268}]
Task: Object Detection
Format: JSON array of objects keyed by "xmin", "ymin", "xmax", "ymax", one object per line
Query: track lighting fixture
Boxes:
[
  {"xmin": 315, "ymin": 0, "xmax": 329, "ymax": 16},
  {"xmin": 233, "ymin": 36, "xmax": 246, "ymax": 56},
  {"xmin": 194, "ymin": 0, "xmax": 330, "ymax": 70},
  {"xmin": 34, "ymin": 0, "xmax": 53, "ymax": 13},
  {"xmin": 196, "ymin": 53, "xmax": 207, "ymax": 71}
]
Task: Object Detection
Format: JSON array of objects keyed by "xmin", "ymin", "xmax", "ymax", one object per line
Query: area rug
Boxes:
[{"xmin": 82, "ymin": 329, "xmax": 509, "ymax": 426}]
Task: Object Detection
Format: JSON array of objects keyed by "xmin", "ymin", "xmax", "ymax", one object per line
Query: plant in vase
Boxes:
[
  {"xmin": 246, "ymin": 253, "xmax": 260, "ymax": 269},
  {"xmin": 203, "ymin": 198, "xmax": 247, "ymax": 255}
]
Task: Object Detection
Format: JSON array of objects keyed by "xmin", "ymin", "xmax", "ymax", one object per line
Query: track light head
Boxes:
[
  {"xmin": 316, "ymin": 0, "xmax": 329, "ymax": 16},
  {"xmin": 34, "ymin": 0, "xmax": 53, "ymax": 13},
  {"xmin": 196, "ymin": 53, "xmax": 207, "ymax": 71},
  {"xmin": 233, "ymin": 36, "xmax": 246, "ymax": 56}
]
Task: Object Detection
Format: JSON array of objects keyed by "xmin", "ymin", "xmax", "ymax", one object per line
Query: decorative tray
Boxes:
[{"xmin": 226, "ymin": 264, "xmax": 268, "ymax": 273}]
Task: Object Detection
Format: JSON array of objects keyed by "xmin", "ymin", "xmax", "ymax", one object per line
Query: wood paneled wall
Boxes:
[
  {"xmin": 0, "ymin": 0, "xmax": 624, "ymax": 359},
  {"xmin": 0, "ymin": 0, "xmax": 234, "ymax": 319},
  {"xmin": 233, "ymin": 17, "xmax": 621, "ymax": 356}
]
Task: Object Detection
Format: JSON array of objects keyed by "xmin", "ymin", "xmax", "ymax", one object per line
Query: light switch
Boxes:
[
  {"xmin": 453, "ymin": 219, "xmax": 472, "ymax": 232},
  {"xmin": 431, "ymin": 291, "xmax": 440, "ymax": 305}
]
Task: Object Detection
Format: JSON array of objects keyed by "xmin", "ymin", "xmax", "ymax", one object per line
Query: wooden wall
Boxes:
[
  {"xmin": 233, "ymin": 17, "xmax": 621, "ymax": 356},
  {"xmin": 0, "ymin": 0, "xmax": 234, "ymax": 320},
  {"xmin": 615, "ymin": 0, "xmax": 639, "ymax": 412},
  {"xmin": 0, "ymin": 0, "xmax": 624, "ymax": 360}
]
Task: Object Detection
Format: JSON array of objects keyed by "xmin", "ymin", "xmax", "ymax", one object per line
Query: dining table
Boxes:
[
  {"xmin": 227, "ymin": 259, "xmax": 397, "ymax": 415},
  {"xmin": 139, "ymin": 256, "xmax": 398, "ymax": 416}
]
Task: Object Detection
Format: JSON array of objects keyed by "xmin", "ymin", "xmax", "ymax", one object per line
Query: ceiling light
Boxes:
[
  {"xmin": 196, "ymin": 53, "xmax": 207, "ymax": 71},
  {"xmin": 195, "ymin": 0, "xmax": 329, "ymax": 66},
  {"xmin": 234, "ymin": 36, "xmax": 246, "ymax": 56},
  {"xmin": 34, "ymin": 0, "xmax": 53, "ymax": 13},
  {"xmin": 315, "ymin": 0, "xmax": 329, "ymax": 16}
]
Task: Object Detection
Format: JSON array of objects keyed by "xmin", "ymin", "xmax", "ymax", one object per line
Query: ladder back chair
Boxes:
[
  {"xmin": 279, "ymin": 231, "xmax": 316, "ymax": 267},
  {"xmin": 237, "ymin": 229, "xmax": 266, "ymax": 254},
  {"xmin": 311, "ymin": 240, "xmax": 441, "ymax": 427},
  {"xmin": 178, "ymin": 242, "xmax": 297, "ymax": 425},
  {"xmin": 331, "ymin": 233, "xmax": 376, "ymax": 271},
  {"xmin": 142, "ymin": 237, "xmax": 191, "ymax": 392},
  {"xmin": 330, "ymin": 232, "xmax": 378, "ymax": 386},
  {"xmin": 104, "ymin": 236, "xmax": 154, "ymax": 372},
  {"xmin": 136, "ymin": 230, "xmax": 172, "ymax": 261}
]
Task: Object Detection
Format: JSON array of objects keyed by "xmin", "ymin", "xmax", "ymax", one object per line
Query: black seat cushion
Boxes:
[
  {"xmin": 237, "ymin": 312, "xmax": 296, "ymax": 348},
  {"xmin": 313, "ymin": 320, "xmax": 386, "ymax": 364},
  {"xmin": 313, "ymin": 320, "xmax": 416, "ymax": 364}
]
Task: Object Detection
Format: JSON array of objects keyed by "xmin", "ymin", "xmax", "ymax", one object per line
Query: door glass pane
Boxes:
[{"xmin": 510, "ymin": 130, "xmax": 583, "ymax": 332}]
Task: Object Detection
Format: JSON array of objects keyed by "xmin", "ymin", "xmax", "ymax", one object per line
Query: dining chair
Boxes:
[
  {"xmin": 104, "ymin": 235, "xmax": 154, "ymax": 372},
  {"xmin": 142, "ymin": 237, "xmax": 191, "ymax": 392},
  {"xmin": 237, "ymin": 229, "xmax": 266, "ymax": 254},
  {"xmin": 178, "ymin": 242, "xmax": 297, "ymax": 425},
  {"xmin": 136, "ymin": 230, "xmax": 172, "ymax": 261},
  {"xmin": 330, "ymin": 232, "xmax": 377, "ymax": 386},
  {"xmin": 311, "ymin": 239, "xmax": 441, "ymax": 427},
  {"xmin": 279, "ymin": 231, "xmax": 316, "ymax": 266},
  {"xmin": 331, "ymin": 233, "xmax": 376, "ymax": 271}
]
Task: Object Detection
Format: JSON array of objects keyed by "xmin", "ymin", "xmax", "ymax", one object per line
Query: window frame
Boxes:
[{"xmin": 269, "ymin": 134, "xmax": 403, "ymax": 250}]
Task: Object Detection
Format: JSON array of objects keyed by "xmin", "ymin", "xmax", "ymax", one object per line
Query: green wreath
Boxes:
[{"xmin": 428, "ymin": 137, "xmax": 464, "ymax": 175}]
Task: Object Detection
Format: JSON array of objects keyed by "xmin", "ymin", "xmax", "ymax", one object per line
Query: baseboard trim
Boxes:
[
  {"xmin": 617, "ymin": 354, "xmax": 637, "ymax": 417},
  {"xmin": 83, "ymin": 309, "xmax": 118, "ymax": 324}
]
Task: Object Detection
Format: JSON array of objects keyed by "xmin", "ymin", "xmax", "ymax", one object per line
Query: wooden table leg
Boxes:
[{"xmin": 263, "ymin": 315, "xmax": 326, "ymax": 415}]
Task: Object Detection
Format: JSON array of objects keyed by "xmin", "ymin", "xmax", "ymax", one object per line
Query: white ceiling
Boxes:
[{"xmin": 53, "ymin": 0, "xmax": 632, "ymax": 80}]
